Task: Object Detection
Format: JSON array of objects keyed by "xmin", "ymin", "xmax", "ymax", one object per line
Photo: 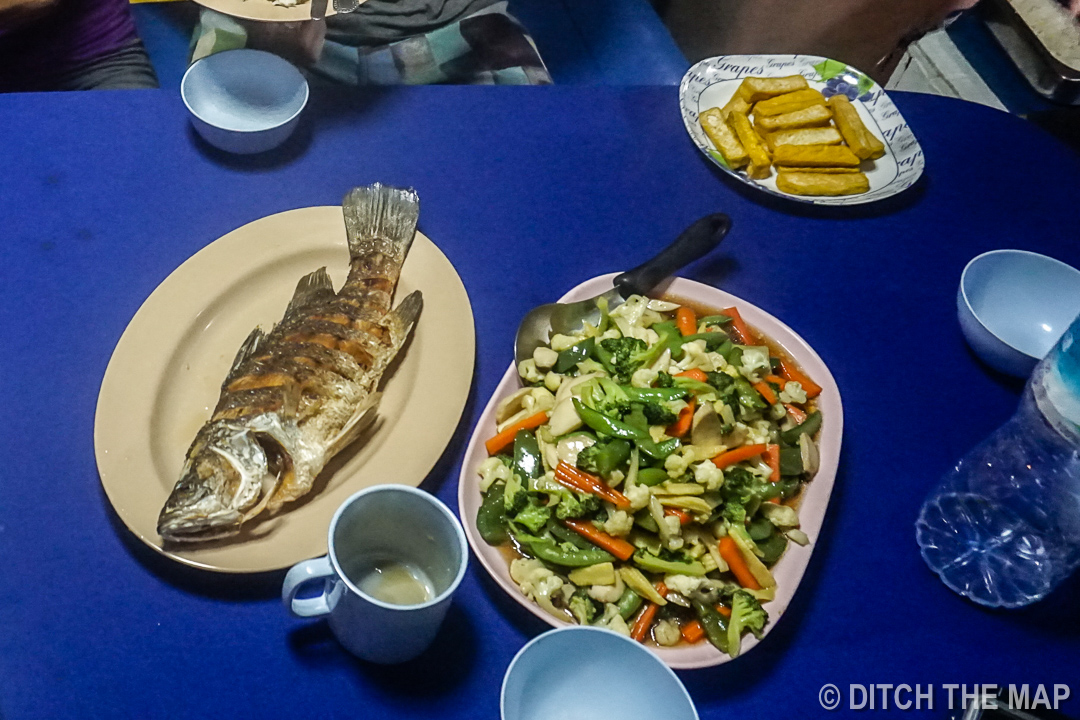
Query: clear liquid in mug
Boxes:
[{"xmin": 352, "ymin": 559, "xmax": 435, "ymax": 606}]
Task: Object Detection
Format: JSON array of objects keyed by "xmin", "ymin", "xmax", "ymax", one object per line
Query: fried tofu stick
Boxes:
[
  {"xmin": 728, "ymin": 111, "xmax": 772, "ymax": 179},
  {"xmin": 755, "ymin": 104, "xmax": 833, "ymax": 133},
  {"xmin": 700, "ymin": 108, "xmax": 749, "ymax": 168},
  {"xmin": 777, "ymin": 171, "xmax": 870, "ymax": 196},
  {"xmin": 775, "ymin": 166, "xmax": 860, "ymax": 174},
  {"xmin": 828, "ymin": 95, "xmax": 886, "ymax": 160},
  {"xmin": 720, "ymin": 94, "xmax": 751, "ymax": 121},
  {"xmin": 773, "ymin": 144, "xmax": 861, "ymax": 168},
  {"xmin": 766, "ymin": 126, "xmax": 843, "ymax": 152},
  {"xmin": 753, "ymin": 89, "xmax": 827, "ymax": 117},
  {"xmin": 736, "ymin": 75, "xmax": 809, "ymax": 103}
]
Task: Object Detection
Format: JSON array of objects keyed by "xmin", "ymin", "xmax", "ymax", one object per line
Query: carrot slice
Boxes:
[
  {"xmin": 630, "ymin": 582, "xmax": 669, "ymax": 642},
  {"xmin": 764, "ymin": 444, "xmax": 780, "ymax": 482},
  {"xmin": 676, "ymin": 307, "xmax": 697, "ymax": 337},
  {"xmin": 717, "ymin": 604, "xmax": 732, "ymax": 618},
  {"xmin": 719, "ymin": 536, "xmax": 761, "ymax": 590},
  {"xmin": 720, "ymin": 307, "xmax": 754, "ymax": 345},
  {"xmin": 664, "ymin": 507, "xmax": 693, "ymax": 525},
  {"xmin": 753, "ymin": 381, "xmax": 778, "ymax": 405},
  {"xmin": 563, "ymin": 519, "xmax": 636, "ymax": 561},
  {"xmin": 712, "ymin": 444, "xmax": 767, "ymax": 468},
  {"xmin": 484, "ymin": 411, "xmax": 548, "ymax": 455},
  {"xmin": 681, "ymin": 619, "xmax": 706, "ymax": 644},
  {"xmin": 777, "ymin": 357, "xmax": 822, "ymax": 398},
  {"xmin": 784, "ymin": 403, "xmax": 807, "ymax": 424},
  {"xmin": 555, "ymin": 462, "xmax": 631, "ymax": 510},
  {"xmin": 675, "ymin": 368, "xmax": 709, "ymax": 383},
  {"xmin": 665, "ymin": 398, "xmax": 696, "ymax": 438}
]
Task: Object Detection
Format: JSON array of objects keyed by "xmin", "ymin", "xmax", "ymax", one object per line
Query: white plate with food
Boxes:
[
  {"xmin": 680, "ymin": 54, "xmax": 924, "ymax": 205},
  {"xmin": 458, "ymin": 274, "xmax": 842, "ymax": 669},
  {"xmin": 96, "ymin": 201, "xmax": 474, "ymax": 573}
]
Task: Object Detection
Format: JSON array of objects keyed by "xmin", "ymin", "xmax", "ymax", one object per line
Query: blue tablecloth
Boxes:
[{"xmin": 1, "ymin": 86, "xmax": 1078, "ymax": 719}]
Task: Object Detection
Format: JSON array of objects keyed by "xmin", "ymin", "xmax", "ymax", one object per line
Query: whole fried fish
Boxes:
[{"xmin": 157, "ymin": 184, "xmax": 423, "ymax": 542}]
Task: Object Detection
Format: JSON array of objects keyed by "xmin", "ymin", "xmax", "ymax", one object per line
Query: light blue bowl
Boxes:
[
  {"xmin": 958, "ymin": 249, "xmax": 1080, "ymax": 377},
  {"xmin": 501, "ymin": 627, "xmax": 698, "ymax": 720},
  {"xmin": 181, "ymin": 49, "xmax": 309, "ymax": 154}
]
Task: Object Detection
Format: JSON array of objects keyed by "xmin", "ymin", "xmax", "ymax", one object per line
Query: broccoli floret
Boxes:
[
  {"xmin": 512, "ymin": 497, "xmax": 552, "ymax": 534},
  {"xmin": 726, "ymin": 590, "xmax": 769, "ymax": 657},
  {"xmin": 721, "ymin": 501, "xmax": 747, "ymax": 525},
  {"xmin": 654, "ymin": 372, "xmax": 675, "ymax": 388},
  {"xmin": 554, "ymin": 490, "xmax": 602, "ymax": 520},
  {"xmin": 705, "ymin": 371, "xmax": 735, "ymax": 393},
  {"xmin": 576, "ymin": 438, "xmax": 631, "ymax": 478},
  {"xmin": 503, "ymin": 472, "xmax": 528, "ymax": 515},
  {"xmin": 599, "ymin": 337, "xmax": 648, "ymax": 382},
  {"xmin": 580, "ymin": 377, "xmax": 631, "ymax": 418},
  {"xmin": 720, "ymin": 467, "xmax": 776, "ymax": 506},
  {"xmin": 638, "ymin": 401, "xmax": 678, "ymax": 427},
  {"xmin": 569, "ymin": 587, "xmax": 601, "ymax": 625}
]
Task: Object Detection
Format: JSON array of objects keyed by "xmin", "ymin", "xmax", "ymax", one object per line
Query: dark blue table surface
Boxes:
[{"xmin": 1, "ymin": 86, "xmax": 1079, "ymax": 720}]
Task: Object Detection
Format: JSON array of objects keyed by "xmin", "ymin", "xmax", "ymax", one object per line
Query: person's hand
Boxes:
[{"xmin": 245, "ymin": 18, "xmax": 326, "ymax": 67}]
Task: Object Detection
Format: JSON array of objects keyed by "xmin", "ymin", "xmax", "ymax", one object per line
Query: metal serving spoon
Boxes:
[{"xmin": 514, "ymin": 213, "xmax": 731, "ymax": 366}]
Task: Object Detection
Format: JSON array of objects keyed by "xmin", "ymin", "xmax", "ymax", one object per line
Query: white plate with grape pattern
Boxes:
[{"xmin": 679, "ymin": 54, "xmax": 925, "ymax": 206}]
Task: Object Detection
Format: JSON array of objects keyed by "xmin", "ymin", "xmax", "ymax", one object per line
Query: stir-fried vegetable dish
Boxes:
[{"xmin": 475, "ymin": 294, "xmax": 823, "ymax": 657}]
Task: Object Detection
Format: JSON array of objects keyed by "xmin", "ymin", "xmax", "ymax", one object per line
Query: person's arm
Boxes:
[{"xmin": 0, "ymin": 0, "xmax": 59, "ymax": 31}]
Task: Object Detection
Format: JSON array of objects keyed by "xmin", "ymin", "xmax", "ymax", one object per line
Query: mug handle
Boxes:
[{"xmin": 282, "ymin": 556, "xmax": 335, "ymax": 618}]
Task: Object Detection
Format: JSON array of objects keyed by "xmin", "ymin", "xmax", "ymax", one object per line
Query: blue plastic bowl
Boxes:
[
  {"xmin": 958, "ymin": 249, "xmax": 1080, "ymax": 377},
  {"xmin": 181, "ymin": 49, "xmax": 308, "ymax": 155},
  {"xmin": 501, "ymin": 627, "xmax": 698, "ymax": 720}
]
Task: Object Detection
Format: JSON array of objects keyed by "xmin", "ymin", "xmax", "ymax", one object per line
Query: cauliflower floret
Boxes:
[
  {"xmin": 779, "ymin": 381, "xmax": 807, "ymax": 404},
  {"xmin": 664, "ymin": 452, "xmax": 690, "ymax": 479},
  {"xmin": 674, "ymin": 339, "xmax": 711, "ymax": 372},
  {"xmin": 478, "ymin": 456, "xmax": 511, "ymax": 493},
  {"xmin": 510, "ymin": 559, "xmax": 567, "ymax": 620},
  {"xmin": 664, "ymin": 573, "xmax": 706, "ymax": 597},
  {"xmin": 693, "ymin": 459, "xmax": 724, "ymax": 491},
  {"xmin": 588, "ymin": 574, "xmax": 625, "ymax": 604},
  {"xmin": 544, "ymin": 371, "xmax": 563, "ymax": 393},
  {"xmin": 533, "ymin": 346, "xmax": 559, "ymax": 369},
  {"xmin": 738, "ymin": 346, "xmax": 771, "ymax": 383},
  {"xmin": 517, "ymin": 358, "xmax": 543, "ymax": 384},
  {"xmin": 631, "ymin": 367, "xmax": 659, "ymax": 388},
  {"xmin": 594, "ymin": 603, "xmax": 631, "ymax": 636},
  {"xmin": 654, "ymin": 619, "xmax": 681, "ymax": 646},
  {"xmin": 603, "ymin": 509, "xmax": 635, "ymax": 538},
  {"xmin": 748, "ymin": 419, "xmax": 776, "ymax": 446},
  {"xmin": 624, "ymin": 480, "xmax": 652, "ymax": 511},
  {"xmin": 600, "ymin": 328, "xmax": 622, "ymax": 341},
  {"xmin": 531, "ymin": 470, "xmax": 563, "ymax": 494}
]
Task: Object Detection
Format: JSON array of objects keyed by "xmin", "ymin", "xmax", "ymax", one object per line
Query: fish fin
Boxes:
[
  {"xmin": 392, "ymin": 290, "xmax": 423, "ymax": 338},
  {"xmin": 282, "ymin": 267, "xmax": 335, "ymax": 322},
  {"xmin": 325, "ymin": 391, "xmax": 382, "ymax": 458},
  {"xmin": 223, "ymin": 328, "xmax": 266, "ymax": 386},
  {"xmin": 342, "ymin": 184, "xmax": 419, "ymax": 264}
]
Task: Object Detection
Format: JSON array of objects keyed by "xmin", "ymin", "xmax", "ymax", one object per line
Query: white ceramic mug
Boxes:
[{"xmin": 282, "ymin": 485, "xmax": 468, "ymax": 664}]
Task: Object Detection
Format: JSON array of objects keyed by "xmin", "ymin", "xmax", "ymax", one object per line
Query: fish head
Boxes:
[{"xmin": 157, "ymin": 418, "xmax": 290, "ymax": 543}]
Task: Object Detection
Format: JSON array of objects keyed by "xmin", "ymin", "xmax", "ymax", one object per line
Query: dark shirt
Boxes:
[
  {"xmin": 326, "ymin": 0, "xmax": 496, "ymax": 45},
  {"xmin": 0, "ymin": 0, "xmax": 138, "ymax": 91}
]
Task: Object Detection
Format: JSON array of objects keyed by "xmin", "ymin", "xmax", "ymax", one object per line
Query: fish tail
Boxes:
[
  {"xmin": 393, "ymin": 290, "xmax": 423, "ymax": 336},
  {"xmin": 342, "ymin": 183, "xmax": 419, "ymax": 266}
]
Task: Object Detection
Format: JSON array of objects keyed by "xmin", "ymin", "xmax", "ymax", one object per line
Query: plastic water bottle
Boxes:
[{"xmin": 916, "ymin": 315, "xmax": 1080, "ymax": 608}]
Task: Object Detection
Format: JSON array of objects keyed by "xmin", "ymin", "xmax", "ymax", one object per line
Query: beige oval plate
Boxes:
[
  {"xmin": 96, "ymin": 206, "xmax": 474, "ymax": 573},
  {"xmin": 458, "ymin": 274, "xmax": 842, "ymax": 669},
  {"xmin": 193, "ymin": 0, "xmax": 342, "ymax": 23}
]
